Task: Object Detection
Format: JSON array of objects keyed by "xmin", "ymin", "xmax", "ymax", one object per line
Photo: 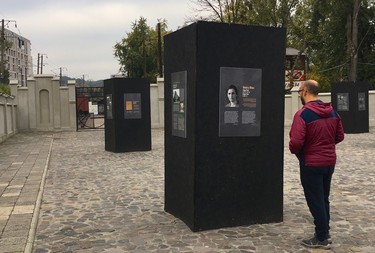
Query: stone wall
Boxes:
[
  {"xmin": 0, "ymin": 93, "xmax": 17, "ymax": 143},
  {"xmin": 3, "ymin": 76, "xmax": 373, "ymax": 143},
  {"xmin": 150, "ymin": 77, "xmax": 164, "ymax": 128},
  {"xmin": 369, "ymin": 91, "xmax": 375, "ymax": 127},
  {"xmin": 153, "ymin": 79, "xmax": 375, "ymax": 129},
  {"xmin": 285, "ymin": 88, "xmax": 375, "ymax": 127},
  {"xmin": 9, "ymin": 75, "xmax": 77, "ymax": 132}
]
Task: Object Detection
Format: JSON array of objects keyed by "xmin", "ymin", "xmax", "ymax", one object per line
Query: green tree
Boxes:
[
  {"xmin": 243, "ymin": 0, "xmax": 299, "ymax": 27},
  {"xmin": 0, "ymin": 39, "xmax": 12, "ymax": 85},
  {"xmin": 289, "ymin": 0, "xmax": 375, "ymax": 86},
  {"xmin": 0, "ymin": 69, "xmax": 10, "ymax": 85},
  {"xmin": 114, "ymin": 17, "xmax": 169, "ymax": 82},
  {"xmin": 0, "ymin": 69, "xmax": 11, "ymax": 95},
  {"xmin": 190, "ymin": 0, "xmax": 300, "ymax": 27},
  {"xmin": 189, "ymin": 0, "xmax": 248, "ymax": 23},
  {"xmin": 192, "ymin": 0, "xmax": 375, "ymax": 89},
  {"xmin": 356, "ymin": 0, "xmax": 375, "ymax": 86}
]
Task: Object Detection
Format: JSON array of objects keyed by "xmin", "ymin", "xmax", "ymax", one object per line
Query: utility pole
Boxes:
[
  {"xmin": 25, "ymin": 58, "xmax": 28, "ymax": 87},
  {"xmin": 1, "ymin": 19, "xmax": 5, "ymax": 81},
  {"xmin": 157, "ymin": 22, "xmax": 163, "ymax": 78},
  {"xmin": 39, "ymin": 53, "xmax": 47, "ymax": 74},
  {"xmin": 60, "ymin": 67, "xmax": 63, "ymax": 86},
  {"xmin": 59, "ymin": 67, "xmax": 67, "ymax": 86},
  {"xmin": 41, "ymin": 54, "xmax": 44, "ymax": 74},
  {"xmin": 348, "ymin": 0, "xmax": 360, "ymax": 82},
  {"xmin": 142, "ymin": 39, "xmax": 146, "ymax": 78},
  {"xmin": 37, "ymin": 53, "xmax": 40, "ymax": 74}
]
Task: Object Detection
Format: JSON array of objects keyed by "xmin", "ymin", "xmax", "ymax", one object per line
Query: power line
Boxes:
[
  {"xmin": 318, "ymin": 62, "xmax": 348, "ymax": 73},
  {"xmin": 358, "ymin": 62, "xmax": 375, "ymax": 66}
]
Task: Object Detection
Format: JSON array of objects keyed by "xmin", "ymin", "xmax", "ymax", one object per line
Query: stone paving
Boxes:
[
  {"xmin": 0, "ymin": 128, "xmax": 374, "ymax": 253},
  {"xmin": 0, "ymin": 133, "xmax": 53, "ymax": 253}
]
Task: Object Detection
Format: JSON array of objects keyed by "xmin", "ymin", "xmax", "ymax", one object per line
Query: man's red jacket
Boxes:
[{"xmin": 289, "ymin": 100, "xmax": 345, "ymax": 166}]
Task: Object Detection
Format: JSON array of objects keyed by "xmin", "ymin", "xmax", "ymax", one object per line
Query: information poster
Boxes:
[
  {"xmin": 337, "ymin": 93, "xmax": 349, "ymax": 111},
  {"xmin": 124, "ymin": 93, "xmax": 142, "ymax": 119},
  {"xmin": 89, "ymin": 102, "xmax": 98, "ymax": 115},
  {"xmin": 219, "ymin": 67, "xmax": 262, "ymax": 137},
  {"xmin": 358, "ymin": 92, "xmax": 366, "ymax": 111},
  {"xmin": 171, "ymin": 71, "xmax": 187, "ymax": 138},
  {"xmin": 106, "ymin": 94, "xmax": 113, "ymax": 119}
]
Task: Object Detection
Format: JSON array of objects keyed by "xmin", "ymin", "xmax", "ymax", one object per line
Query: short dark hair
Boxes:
[
  {"xmin": 304, "ymin": 80, "xmax": 320, "ymax": 96},
  {"xmin": 226, "ymin": 85, "xmax": 238, "ymax": 95}
]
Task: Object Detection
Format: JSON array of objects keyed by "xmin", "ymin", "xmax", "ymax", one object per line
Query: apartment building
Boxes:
[{"xmin": 2, "ymin": 28, "xmax": 32, "ymax": 86}]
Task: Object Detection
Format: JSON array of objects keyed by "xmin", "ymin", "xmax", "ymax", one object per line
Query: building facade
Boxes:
[{"xmin": 3, "ymin": 28, "xmax": 32, "ymax": 86}]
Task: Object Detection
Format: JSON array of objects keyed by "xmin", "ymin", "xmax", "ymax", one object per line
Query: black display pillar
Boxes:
[
  {"xmin": 104, "ymin": 78, "xmax": 151, "ymax": 152},
  {"xmin": 164, "ymin": 21, "xmax": 286, "ymax": 231},
  {"xmin": 331, "ymin": 82, "xmax": 369, "ymax": 133}
]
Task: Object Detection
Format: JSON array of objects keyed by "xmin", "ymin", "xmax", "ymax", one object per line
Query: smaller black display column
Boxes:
[
  {"xmin": 104, "ymin": 78, "xmax": 151, "ymax": 152},
  {"xmin": 331, "ymin": 82, "xmax": 369, "ymax": 133}
]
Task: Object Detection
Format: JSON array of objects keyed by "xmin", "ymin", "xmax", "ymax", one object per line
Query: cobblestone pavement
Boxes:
[{"xmin": 1, "ymin": 128, "xmax": 375, "ymax": 253}]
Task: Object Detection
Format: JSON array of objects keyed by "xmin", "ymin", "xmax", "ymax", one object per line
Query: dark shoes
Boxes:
[
  {"xmin": 315, "ymin": 232, "xmax": 332, "ymax": 243},
  {"xmin": 326, "ymin": 233, "xmax": 332, "ymax": 244},
  {"xmin": 301, "ymin": 236, "xmax": 331, "ymax": 249}
]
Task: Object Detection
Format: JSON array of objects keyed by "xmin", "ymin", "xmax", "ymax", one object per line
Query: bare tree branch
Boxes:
[{"xmin": 188, "ymin": 0, "xmax": 245, "ymax": 23}]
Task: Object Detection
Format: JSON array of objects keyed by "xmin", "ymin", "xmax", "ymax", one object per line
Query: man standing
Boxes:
[{"xmin": 289, "ymin": 80, "xmax": 344, "ymax": 249}]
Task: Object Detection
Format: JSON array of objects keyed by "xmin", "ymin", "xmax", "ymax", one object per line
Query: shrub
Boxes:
[{"xmin": 0, "ymin": 83, "xmax": 11, "ymax": 95}]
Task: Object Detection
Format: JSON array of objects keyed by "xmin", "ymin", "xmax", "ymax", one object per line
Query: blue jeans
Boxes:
[{"xmin": 300, "ymin": 164, "xmax": 335, "ymax": 241}]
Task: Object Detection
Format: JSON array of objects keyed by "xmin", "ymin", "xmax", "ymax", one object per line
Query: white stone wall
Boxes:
[
  {"xmin": 150, "ymin": 78, "xmax": 375, "ymax": 127},
  {"xmin": 285, "ymin": 89, "xmax": 375, "ymax": 127},
  {"xmin": 151, "ymin": 80, "xmax": 375, "ymax": 129},
  {"xmin": 369, "ymin": 91, "xmax": 375, "ymax": 127},
  {"xmin": 9, "ymin": 75, "xmax": 77, "ymax": 132},
  {"xmin": 0, "ymin": 93, "xmax": 17, "ymax": 143},
  {"xmin": 3, "ymin": 77, "xmax": 374, "ymax": 142},
  {"xmin": 150, "ymin": 77, "xmax": 165, "ymax": 128}
]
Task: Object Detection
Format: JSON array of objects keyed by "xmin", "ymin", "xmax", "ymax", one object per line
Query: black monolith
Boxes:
[
  {"xmin": 104, "ymin": 78, "xmax": 151, "ymax": 152},
  {"xmin": 164, "ymin": 21, "xmax": 286, "ymax": 231},
  {"xmin": 331, "ymin": 82, "xmax": 369, "ymax": 133}
]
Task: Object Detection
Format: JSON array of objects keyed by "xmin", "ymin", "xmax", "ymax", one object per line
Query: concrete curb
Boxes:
[{"xmin": 24, "ymin": 135, "xmax": 54, "ymax": 253}]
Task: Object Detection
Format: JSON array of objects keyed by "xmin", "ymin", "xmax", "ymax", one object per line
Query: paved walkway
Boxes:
[{"xmin": 0, "ymin": 128, "xmax": 374, "ymax": 253}]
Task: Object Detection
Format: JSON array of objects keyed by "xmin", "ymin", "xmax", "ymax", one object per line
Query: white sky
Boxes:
[{"xmin": 1, "ymin": 0, "xmax": 196, "ymax": 80}]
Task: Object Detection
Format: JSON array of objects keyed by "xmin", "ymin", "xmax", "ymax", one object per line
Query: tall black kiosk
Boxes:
[
  {"xmin": 164, "ymin": 21, "xmax": 286, "ymax": 231},
  {"xmin": 331, "ymin": 82, "xmax": 369, "ymax": 133},
  {"xmin": 104, "ymin": 78, "xmax": 151, "ymax": 152}
]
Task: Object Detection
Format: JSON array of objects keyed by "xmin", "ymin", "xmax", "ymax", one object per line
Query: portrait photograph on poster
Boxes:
[{"xmin": 219, "ymin": 67, "xmax": 262, "ymax": 137}]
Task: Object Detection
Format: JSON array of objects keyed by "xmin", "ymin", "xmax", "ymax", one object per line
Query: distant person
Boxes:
[
  {"xmin": 225, "ymin": 85, "xmax": 239, "ymax": 107},
  {"xmin": 289, "ymin": 80, "xmax": 344, "ymax": 249}
]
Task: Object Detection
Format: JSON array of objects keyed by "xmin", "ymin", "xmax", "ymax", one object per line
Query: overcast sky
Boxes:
[{"xmin": 1, "ymin": 0, "xmax": 196, "ymax": 80}]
